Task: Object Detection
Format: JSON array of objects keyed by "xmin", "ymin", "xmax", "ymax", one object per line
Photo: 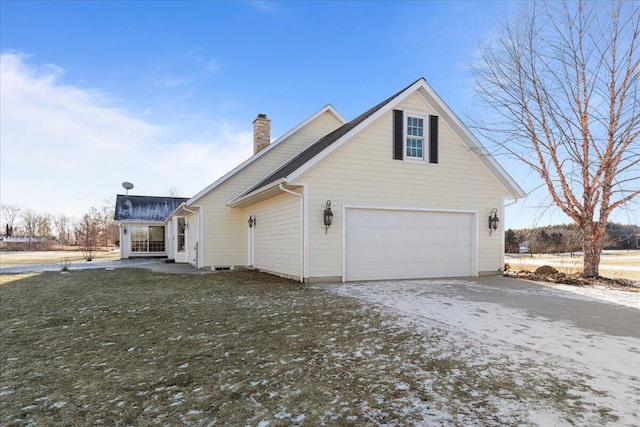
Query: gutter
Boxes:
[{"xmin": 227, "ymin": 178, "xmax": 287, "ymax": 208}]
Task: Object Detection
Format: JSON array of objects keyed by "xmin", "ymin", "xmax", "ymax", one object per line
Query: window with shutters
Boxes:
[
  {"xmin": 393, "ymin": 109, "xmax": 438, "ymax": 164},
  {"xmin": 405, "ymin": 115, "xmax": 425, "ymax": 160}
]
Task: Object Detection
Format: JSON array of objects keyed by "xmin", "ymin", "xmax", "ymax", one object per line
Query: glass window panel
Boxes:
[
  {"xmin": 148, "ymin": 226, "xmax": 165, "ymax": 252},
  {"xmin": 177, "ymin": 218, "xmax": 186, "ymax": 252},
  {"xmin": 131, "ymin": 226, "xmax": 148, "ymax": 252},
  {"xmin": 406, "ymin": 138, "xmax": 423, "ymax": 158}
]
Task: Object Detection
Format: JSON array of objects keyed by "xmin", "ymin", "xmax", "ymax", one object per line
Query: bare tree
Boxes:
[
  {"xmin": 1, "ymin": 204, "xmax": 22, "ymax": 236},
  {"xmin": 75, "ymin": 207, "xmax": 101, "ymax": 261},
  {"xmin": 21, "ymin": 209, "xmax": 38, "ymax": 250},
  {"xmin": 36, "ymin": 213, "xmax": 54, "ymax": 249},
  {"xmin": 99, "ymin": 206, "xmax": 117, "ymax": 247},
  {"xmin": 164, "ymin": 187, "xmax": 182, "ymax": 197},
  {"xmin": 54, "ymin": 214, "xmax": 73, "ymax": 246},
  {"xmin": 471, "ymin": 0, "xmax": 640, "ymax": 277}
]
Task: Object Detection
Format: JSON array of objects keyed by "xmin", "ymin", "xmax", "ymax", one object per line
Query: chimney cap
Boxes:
[{"xmin": 257, "ymin": 113, "xmax": 268, "ymax": 119}]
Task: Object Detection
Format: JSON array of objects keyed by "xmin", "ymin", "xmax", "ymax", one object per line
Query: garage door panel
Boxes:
[{"xmin": 345, "ymin": 209, "xmax": 475, "ymax": 281}]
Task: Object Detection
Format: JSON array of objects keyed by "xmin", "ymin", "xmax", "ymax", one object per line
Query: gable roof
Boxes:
[
  {"xmin": 229, "ymin": 78, "xmax": 525, "ymax": 207},
  {"xmin": 237, "ymin": 79, "xmax": 421, "ymax": 199},
  {"xmin": 114, "ymin": 195, "xmax": 189, "ymax": 222},
  {"xmin": 186, "ymin": 105, "xmax": 345, "ymax": 206}
]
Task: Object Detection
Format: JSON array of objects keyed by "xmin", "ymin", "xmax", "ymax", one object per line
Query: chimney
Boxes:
[{"xmin": 253, "ymin": 113, "xmax": 271, "ymax": 154}]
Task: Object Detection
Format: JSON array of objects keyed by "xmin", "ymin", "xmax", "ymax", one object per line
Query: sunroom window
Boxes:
[{"xmin": 131, "ymin": 225, "xmax": 165, "ymax": 252}]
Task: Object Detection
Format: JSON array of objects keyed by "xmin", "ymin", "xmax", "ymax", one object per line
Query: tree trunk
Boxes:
[{"xmin": 582, "ymin": 220, "xmax": 605, "ymax": 277}]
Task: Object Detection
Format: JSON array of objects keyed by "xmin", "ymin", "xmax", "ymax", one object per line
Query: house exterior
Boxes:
[
  {"xmin": 118, "ymin": 78, "xmax": 525, "ymax": 282},
  {"xmin": 114, "ymin": 195, "xmax": 188, "ymax": 260}
]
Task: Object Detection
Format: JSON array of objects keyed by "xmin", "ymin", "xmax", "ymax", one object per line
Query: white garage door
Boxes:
[{"xmin": 345, "ymin": 208, "xmax": 475, "ymax": 281}]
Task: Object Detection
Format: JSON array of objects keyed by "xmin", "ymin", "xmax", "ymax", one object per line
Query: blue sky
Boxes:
[{"xmin": 1, "ymin": 1, "xmax": 637, "ymax": 229}]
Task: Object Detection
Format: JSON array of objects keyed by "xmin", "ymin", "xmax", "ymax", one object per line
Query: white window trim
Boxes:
[{"xmin": 404, "ymin": 110, "xmax": 429, "ymax": 163}]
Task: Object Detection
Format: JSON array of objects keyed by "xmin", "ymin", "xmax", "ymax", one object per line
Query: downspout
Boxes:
[{"xmin": 279, "ymin": 183, "xmax": 305, "ymax": 283}]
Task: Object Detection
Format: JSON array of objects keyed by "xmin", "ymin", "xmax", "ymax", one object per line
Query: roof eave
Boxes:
[{"xmin": 227, "ymin": 178, "xmax": 287, "ymax": 208}]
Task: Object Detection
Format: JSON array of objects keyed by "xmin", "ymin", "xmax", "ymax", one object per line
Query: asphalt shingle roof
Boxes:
[
  {"xmin": 238, "ymin": 79, "xmax": 422, "ymax": 199},
  {"xmin": 114, "ymin": 195, "xmax": 189, "ymax": 221}
]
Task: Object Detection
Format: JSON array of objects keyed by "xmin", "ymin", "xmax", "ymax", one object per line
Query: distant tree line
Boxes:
[
  {"xmin": 1, "ymin": 203, "xmax": 118, "ymax": 253},
  {"xmin": 505, "ymin": 223, "xmax": 639, "ymax": 255}
]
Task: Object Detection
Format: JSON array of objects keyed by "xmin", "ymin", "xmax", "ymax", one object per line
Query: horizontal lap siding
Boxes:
[
  {"xmin": 303, "ymin": 92, "xmax": 506, "ymax": 278},
  {"xmin": 196, "ymin": 112, "xmax": 342, "ymax": 268},
  {"xmin": 252, "ymin": 193, "xmax": 301, "ymax": 278}
]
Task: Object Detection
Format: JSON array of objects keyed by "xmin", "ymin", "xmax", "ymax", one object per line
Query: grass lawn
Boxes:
[
  {"xmin": 1, "ymin": 269, "xmax": 613, "ymax": 426},
  {"xmin": 0, "ymin": 250, "xmax": 120, "ymax": 268},
  {"xmin": 505, "ymin": 250, "xmax": 640, "ymax": 281}
]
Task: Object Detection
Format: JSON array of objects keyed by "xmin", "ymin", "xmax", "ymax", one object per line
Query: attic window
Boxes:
[
  {"xmin": 406, "ymin": 115, "xmax": 425, "ymax": 159},
  {"xmin": 393, "ymin": 110, "xmax": 438, "ymax": 163}
]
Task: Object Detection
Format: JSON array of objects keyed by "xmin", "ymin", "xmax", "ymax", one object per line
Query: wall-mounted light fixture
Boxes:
[
  {"xmin": 248, "ymin": 214, "xmax": 256, "ymax": 228},
  {"xmin": 323, "ymin": 200, "xmax": 333, "ymax": 234},
  {"xmin": 488, "ymin": 208, "xmax": 500, "ymax": 235},
  {"xmin": 123, "ymin": 226, "xmax": 127, "ymax": 235}
]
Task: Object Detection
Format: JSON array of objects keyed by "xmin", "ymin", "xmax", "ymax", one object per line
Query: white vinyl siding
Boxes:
[
  {"xmin": 118, "ymin": 221, "xmax": 169, "ymax": 259},
  {"xmin": 250, "ymin": 192, "xmax": 301, "ymax": 279},
  {"xmin": 302, "ymin": 91, "xmax": 505, "ymax": 279}
]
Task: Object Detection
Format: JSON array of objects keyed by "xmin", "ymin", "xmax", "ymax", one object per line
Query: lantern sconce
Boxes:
[
  {"xmin": 488, "ymin": 208, "xmax": 500, "ymax": 235},
  {"xmin": 123, "ymin": 226, "xmax": 127, "ymax": 235},
  {"xmin": 248, "ymin": 214, "xmax": 256, "ymax": 228},
  {"xmin": 323, "ymin": 200, "xmax": 333, "ymax": 234}
]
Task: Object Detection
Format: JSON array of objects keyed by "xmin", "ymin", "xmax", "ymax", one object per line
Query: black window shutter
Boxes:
[
  {"xmin": 429, "ymin": 115, "xmax": 438, "ymax": 164},
  {"xmin": 393, "ymin": 109, "xmax": 404, "ymax": 160}
]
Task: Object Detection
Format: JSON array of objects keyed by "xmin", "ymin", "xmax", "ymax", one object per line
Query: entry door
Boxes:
[{"xmin": 175, "ymin": 217, "xmax": 187, "ymax": 263}]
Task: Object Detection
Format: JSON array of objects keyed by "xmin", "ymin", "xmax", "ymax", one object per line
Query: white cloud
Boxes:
[{"xmin": 0, "ymin": 52, "xmax": 252, "ymax": 219}]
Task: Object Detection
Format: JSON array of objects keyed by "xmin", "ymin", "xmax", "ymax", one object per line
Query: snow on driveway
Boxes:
[{"xmin": 320, "ymin": 278, "xmax": 640, "ymax": 426}]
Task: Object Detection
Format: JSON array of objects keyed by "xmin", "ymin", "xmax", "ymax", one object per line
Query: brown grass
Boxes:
[
  {"xmin": 505, "ymin": 250, "xmax": 640, "ymax": 282},
  {"xmin": 0, "ymin": 269, "xmax": 615, "ymax": 426},
  {"xmin": 0, "ymin": 250, "xmax": 120, "ymax": 268}
]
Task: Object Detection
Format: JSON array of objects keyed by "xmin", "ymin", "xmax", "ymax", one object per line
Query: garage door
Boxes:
[{"xmin": 345, "ymin": 208, "xmax": 475, "ymax": 281}]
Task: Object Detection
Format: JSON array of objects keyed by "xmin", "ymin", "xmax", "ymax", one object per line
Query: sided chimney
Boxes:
[{"xmin": 253, "ymin": 113, "xmax": 271, "ymax": 154}]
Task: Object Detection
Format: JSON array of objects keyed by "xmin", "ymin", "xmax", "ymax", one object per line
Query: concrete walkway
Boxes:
[{"xmin": 0, "ymin": 258, "xmax": 210, "ymax": 275}]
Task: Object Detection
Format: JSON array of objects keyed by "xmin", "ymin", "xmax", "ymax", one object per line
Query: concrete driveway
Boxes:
[
  {"xmin": 0, "ymin": 258, "xmax": 209, "ymax": 274},
  {"xmin": 320, "ymin": 276, "xmax": 640, "ymax": 424}
]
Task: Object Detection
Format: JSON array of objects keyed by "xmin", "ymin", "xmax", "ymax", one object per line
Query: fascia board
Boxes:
[
  {"xmin": 187, "ymin": 105, "xmax": 346, "ymax": 206},
  {"xmin": 166, "ymin": 202, "xmax": 187, "ymax": 219},
  {"xmin": 227, "ymin": 178, "xmax": 286, "ymax": 208},
  {"xmin": 117, "ymin": 220, "xmax": 168, "ymax": 225}
]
